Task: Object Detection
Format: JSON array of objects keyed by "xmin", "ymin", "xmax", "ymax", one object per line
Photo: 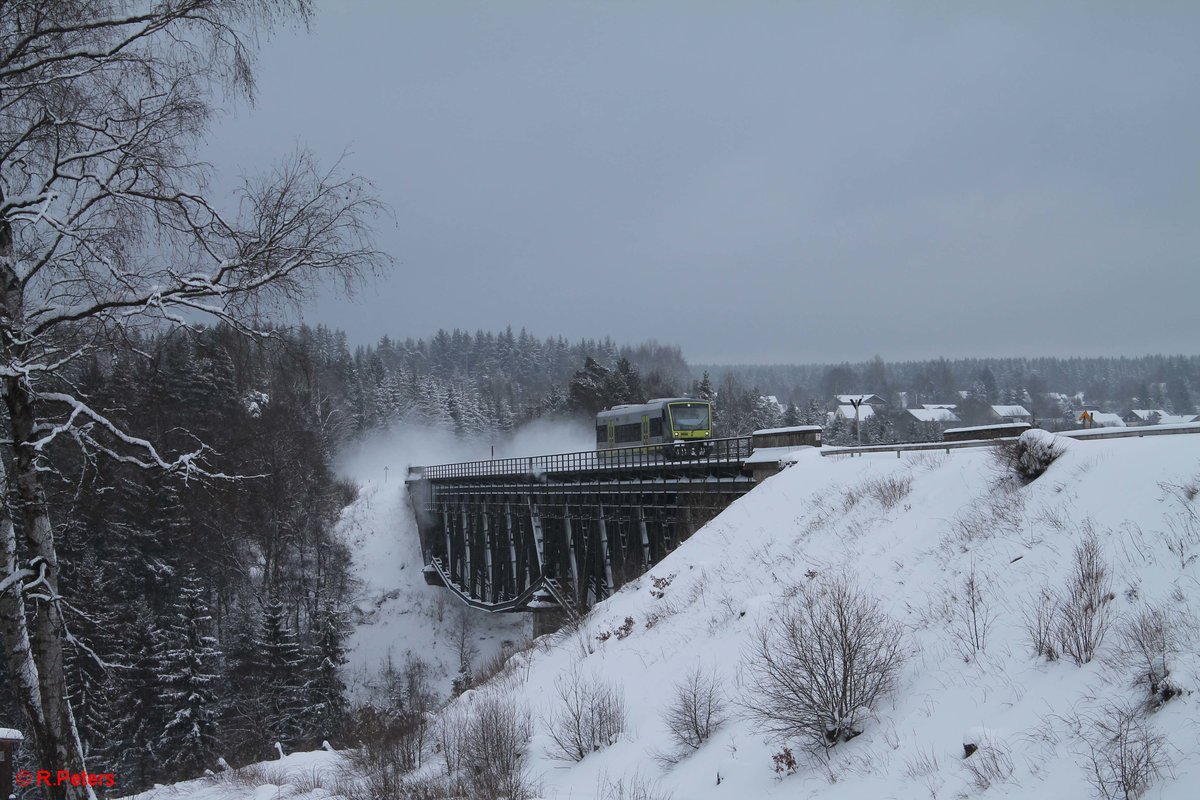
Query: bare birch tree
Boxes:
[{"xmin": 0, "ymin": 3, "xmax": 386, "ymax": 797}]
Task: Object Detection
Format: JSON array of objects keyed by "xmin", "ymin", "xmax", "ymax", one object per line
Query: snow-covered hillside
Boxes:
[
  {"xmin": 134, "ymin": 430, "xmax": 1200, "ymax": 800},
  {"xmin": 459, "ymin": 431, "xmax": 1200, "ymax": 799}
]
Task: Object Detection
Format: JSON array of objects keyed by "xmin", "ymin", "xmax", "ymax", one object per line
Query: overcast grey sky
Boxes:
[{"xmin": 206, "ymin": 1, "xmax": 1200, "ymax": 364}]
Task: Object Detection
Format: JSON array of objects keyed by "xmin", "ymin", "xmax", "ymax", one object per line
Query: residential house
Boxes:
[
  {"xmin": 1123, "ymin": 409, "xmax": 1199, "ymax": 426},
  {"xmin": 907, "ymin": 407, "xmax": 961, "ymax": 424},
  {"xmin": 990, "ymin": 404, "xmax": 1033, "ymax": 424}
]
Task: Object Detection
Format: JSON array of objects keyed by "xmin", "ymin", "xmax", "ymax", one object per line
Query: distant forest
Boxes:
[{"xmin": 2, "ymin": 323, "xmax": 1195, "ymax": 793}]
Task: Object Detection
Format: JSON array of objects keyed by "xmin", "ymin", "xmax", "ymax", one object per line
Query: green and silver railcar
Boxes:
[{"xmin": 595, "ymin": 398, "xmax": 713, "ymax": 457}]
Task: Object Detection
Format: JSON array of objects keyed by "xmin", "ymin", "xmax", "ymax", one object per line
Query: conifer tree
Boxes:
[{"xmin": 159, "ymin": 571, "xmax": 221, "ymax": 780}]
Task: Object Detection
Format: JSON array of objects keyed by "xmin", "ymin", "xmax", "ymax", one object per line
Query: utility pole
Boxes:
[{"xmin": 849, "ymin": 397, "xmax": 864, "ymax": 444}]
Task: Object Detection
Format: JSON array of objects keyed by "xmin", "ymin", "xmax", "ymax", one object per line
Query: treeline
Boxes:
[
  {"xmin": 1, "ymin": 327, "xmax": 355, "ymax": 790},
  {"xmin": 303, "ymin": 326, "xmax": 690, "ymax": 437}
]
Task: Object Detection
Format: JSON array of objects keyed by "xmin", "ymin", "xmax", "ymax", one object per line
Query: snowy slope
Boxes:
[
  {"xmin": 138, "ymin": 430, "xmax": 1200, "ymax": 800},
  {"xmin": 480, "ymin": 432, "xmax": 1200, "ymax": 799}
]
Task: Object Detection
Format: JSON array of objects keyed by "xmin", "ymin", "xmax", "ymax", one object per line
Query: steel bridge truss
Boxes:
[{"xmin": 408, "ymin": 437, "xmax": 755, "ymax": 617}]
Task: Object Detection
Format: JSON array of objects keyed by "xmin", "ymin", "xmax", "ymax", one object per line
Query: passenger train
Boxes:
[{"xmin": 595, "ymin": 397, "xmax": 714, "ymax": 457}]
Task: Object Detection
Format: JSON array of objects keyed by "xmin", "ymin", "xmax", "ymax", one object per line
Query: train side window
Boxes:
[
  {"xmin": 616, "ymin": 422, "xmax": 641, "ymax": 443},
  {"xmin": 596, "ymin": 425, "xmax": 607, "ymax": 444},
  {"xmin": 649, "ymin": 417, "xmax": 663, "ymax": 437}
]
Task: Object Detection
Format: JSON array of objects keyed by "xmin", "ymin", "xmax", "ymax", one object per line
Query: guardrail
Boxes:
[
  {"xmin": 822, "ymin": 422, "xmax": 1200, "ymax": 457},
  {"xmin": 1058, "ymin": 423, "xmax": 1200, "ymax": 441},
  {"xmin": 821, "ymin": 437, "xmax": 1019, "ymax": 458},
  {"xmin": 416, "ymin": 436, "xmax": 754, "ymax": 481}
]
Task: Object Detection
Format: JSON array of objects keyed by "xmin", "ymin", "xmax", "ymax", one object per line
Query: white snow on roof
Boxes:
[
  {"xmin": 743, "ymin": 445, "xmax": 815, "ymax": 466},
  {"xmin": 0, "ymin": 727, "xmax": 22, "ymax": 740},
  {"xmin": 921, "ymin": 403, "xmax": 958, "ymax": 410},
  {"xmin": 836, "ymin": 394, "xmax": 882, "ymax": 404},
  {"xmin": 907, "ymin": 408, "xmax": 960, "ymax": 423},
  {"xmin": 991, "ymin": 404, "xmax": 1031, "ymax": 417},
  {"xmin": 943, "ymin": 422, "xmax": 1030, "ymax": 434},
  {"xmin": 752, "ymin": 425, "xmax": 822, "ymax": 436},
  {"xmin": 836, "ymin": 403, "xmax": 875, "ymax": 420}
]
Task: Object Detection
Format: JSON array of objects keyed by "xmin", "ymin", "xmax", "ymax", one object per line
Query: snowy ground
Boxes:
[
  {"xmin": 136, "ymin": 429, "xmax": 1200, "ymax": 799},
  {"xmin": 332, "ymin": 422, "xmax": 592, "ymax": 702}
]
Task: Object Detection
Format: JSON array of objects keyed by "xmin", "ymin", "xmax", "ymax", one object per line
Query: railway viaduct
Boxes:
[{"xmin": 404, "ymin": 427, "xmax": 820, "ymax": 630}]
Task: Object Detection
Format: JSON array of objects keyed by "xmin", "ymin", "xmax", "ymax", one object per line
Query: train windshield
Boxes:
[{"xmin": 669, "ymin": 403, "xmax": 711, "ymax": 431}]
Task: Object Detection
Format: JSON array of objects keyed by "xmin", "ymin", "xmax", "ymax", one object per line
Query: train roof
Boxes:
[{"xmin": 596, "ymin": 397, "xmax": 709, "ymax": 418}]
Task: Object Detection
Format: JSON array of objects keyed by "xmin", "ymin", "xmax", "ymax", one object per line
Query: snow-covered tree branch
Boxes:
[{"xmin": 0, "ymin": 2, "xmax": 386, "ymax": 797}]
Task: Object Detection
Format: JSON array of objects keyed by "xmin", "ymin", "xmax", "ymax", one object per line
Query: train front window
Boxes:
[{"xmin": 669, "ymin": 403, "xmax": 710, "ymax": 431}]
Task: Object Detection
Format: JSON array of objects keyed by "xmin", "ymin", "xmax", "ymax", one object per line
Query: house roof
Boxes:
[
  {"xmin": 836, "ymin": 404, "xmax": 876, "ymax": 420},
  {"xmin": 908, "ymin": 408, "xmax": 961, "ymax": 423},
  {"xmin": 835, "ymin": 394, "xmax": 886, "ymax": 406},
  {"xmin": 991, "ymin": 404, "xmax": 1031, "ymax": 418},
  {"xmin": 921, "ymin": 403, "xmax": 958, "ymax": 410}
]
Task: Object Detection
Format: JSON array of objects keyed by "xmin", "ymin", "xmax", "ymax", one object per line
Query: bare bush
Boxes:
[
  {"xmin": 949, "ymin": 488, "xmax": 1026, "ymax": 544},
  {"xmin": 994, "ymin": 430, "xmax": 1066, "ymax": 484},
  {"xmin": 460, "ymin": 694, "xmax": 534, "ymax": 800},
  {"xmin": 950, "ymin": 568, "xmax": 994, "ymax": 661},
  {"xmin": 742, "ymin": 577, "xmax": 906, "ymax": 750},
  {"xmin": 655, "ymin": 666, "xmax": 728, "ymax": 766},
  {"xmin": 864, "ymin": 474, "xmax": 914, "ymax": 509},
  {"xmin": 903, "ymin": 747, "xmax": 941, "ymax": 779},
  {"xmin": 1023, "ymin": 588, "xmax": 1059, "ymax": 661},
  {"xmin": 963, "ymin": 742, "xmax": 1015, "ymax": 790},
  {"xmin": 596, "ymin": 770, "xmax": 674, "ymax": 800},
  {"xmin": 350, "ymin": 654, "xmax": 440, "ymax": 774},
  {"xmin": 1083, "ymin": 705, "xmax": 1167, "ymax": 800},
  {"xmin": 1116, "ymin": 607, "xmax": 1179, "ymax": 703},
  {"xmin": 545, "ymin": 666, "xmax": 627, "ymax": 761},
  {"xmin": 1057, "ymin": 533, "xmax": 1116, "ymax": 665}
]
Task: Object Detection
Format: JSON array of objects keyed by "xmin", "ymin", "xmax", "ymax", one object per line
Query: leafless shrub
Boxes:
[
  {"xmin": 1162, "ymin": 511, "xmax": 1199, "ymax": 570},
  {"xmin": 1057, "ymin": 533, "xmax": 1116, "ymax": 665},
  {"xmin": 1023, "ymin": 588, "xmax": 1059, "ymax": 661},
  {"xmin": 1082, "ymin": 704, "xmax": 1167, "ymax": 800},
  {"xmin": 348, "ymin": 654, "xmax": 439, "ymax": 774},
  {"xmin": 963, "ymin": 741, "xmax": 1015, "ymax": 790},
  {"xmin": 841, "ymin": 485, "xmax": 863, "ymax": 512},
  {"xmin": 460, "ymin": 694, "xmax": 535, "ymax": 800},
  {"xmin": 949, "ymin": 488, "xmax": 1026, "ymax": 544},
  {"xmin": 741, "ymin": 577, "xmax": 906, "ymax": 750},
  {"xmin": 545, "ymin": 666, "xmax": 627, "ymax": 761},
  {"xmin": 864, "ymin": 474, "xmax": 914, "ymax": 509},
  {"xmin": 1115, "ymin": 607, "xmax": 1180, "ymax": 704},
  {"xmin": 903, "ymin": 746, "xmax": 941, "ymax": 779},
  {"xmin": 596, "ymin": 770, "xmax": 674, "ymax": 800},
  {"xmin": 905, "ymin": 452, "xmax": 947, "ymax": 472},
  {"xmin": 654, "ymin": 666, "xmax": 728, "ymax": 766},
  {"xmin": 337, "ymin": 769, "xmax": 454, "ymax": 800},
  {"xmin": 994, "ymin": 430, "xmax": 1066, "ymax": 484},
  {"xmin": 431, "ymin": 692, "xmax": 535, "ymax": 799},
  {"xmin": 950, "ymin": 568, "xmax": 994, "ymax": 662}
]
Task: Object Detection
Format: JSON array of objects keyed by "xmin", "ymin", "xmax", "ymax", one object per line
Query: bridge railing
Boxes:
[{"xmin": 418, "ymin": 436, "xmax": 754, "ymax": 481}]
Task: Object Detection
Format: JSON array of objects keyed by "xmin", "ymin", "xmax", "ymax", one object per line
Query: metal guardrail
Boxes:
[
  {"xmin": 1058, "ymin": 423, "xmax": 1200, "ymax": 441},
  {"xmin": 822, "ymin": 422, "xmax": 1200, "ymax": 457},
  {"xmin": 821, "ymin": 437, "xmax": 1019, "ymax": 457},
  {"xmin": 417, "ymin": 436, "xmax": 754, "ymax": 481}
]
